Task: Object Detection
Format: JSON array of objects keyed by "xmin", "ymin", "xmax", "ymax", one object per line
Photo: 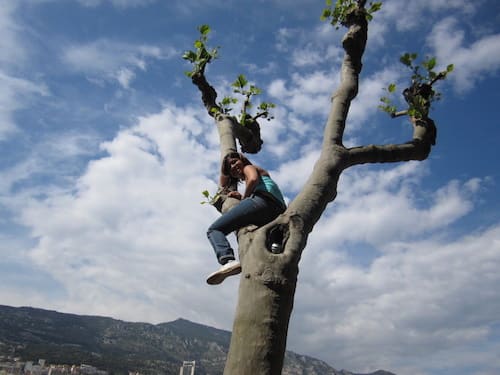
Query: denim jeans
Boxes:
[{"xmin": 207, "ymin": 194, "xmax": 285, "ymax": 265}]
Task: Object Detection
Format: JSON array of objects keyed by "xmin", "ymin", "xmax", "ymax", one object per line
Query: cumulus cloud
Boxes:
[
  {"xmin": 427, "ymin": 17, "xmax": 500, "ymax": 92},
  {"xmin": 313, "ymin": 163, "xmax": 480, "ymax": 248},
  {"xmin": 288, "ymin": 179, "xmax": 499, "ymax": 374},
  {"xmin": 3, "ymin": 104, "xmax": 241, "ymax": 325},
  {"xmin": 268, "ymin": 70, "xmax": 338, "ymax": 115},
  {"xmin": 347, "ymin": 67, "xmax": 402, "ymax": 131}
]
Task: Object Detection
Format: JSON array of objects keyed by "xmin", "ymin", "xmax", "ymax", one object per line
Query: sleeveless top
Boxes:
[{"xmin": 254, "ymin": 175, "xmax": 286, "ymax": 207}]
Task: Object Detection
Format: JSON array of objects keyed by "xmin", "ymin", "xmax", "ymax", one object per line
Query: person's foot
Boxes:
[{"xmin": 206, "ymin": 260, "xmax": 242, "ymax": 285}]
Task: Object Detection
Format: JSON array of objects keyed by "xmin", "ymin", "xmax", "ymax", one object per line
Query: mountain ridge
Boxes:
[{"xmin": 0, "ymin": 305, "xmax": 395, "ymax": 375}]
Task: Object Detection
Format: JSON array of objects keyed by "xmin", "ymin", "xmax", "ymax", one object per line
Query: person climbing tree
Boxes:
[{"xmin": 206, "ymin": 152, "xmax": 286, "ymax": 285}]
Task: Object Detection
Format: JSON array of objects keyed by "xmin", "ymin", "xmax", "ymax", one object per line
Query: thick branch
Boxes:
[
  {"xmin": 191, "ymin": 72, "xmax": 219, "ymax": 116},
  {"xmin": 288, "ymin": 9, "xmax": 368, "ymax": 236},
  {"xmin": 346, "ymin": 117, "xmax": 436, "ymax": 166},
  {"xmin": 324, "ymin": 9, "xmax": 367, "ymax": 147},
  {"xmin": 347, "ymin": 140, "xmax": 431, "ymax": 166},
  {"xmin": 191, "ymin": 71, "xmax": 263, "ymax": 154}
]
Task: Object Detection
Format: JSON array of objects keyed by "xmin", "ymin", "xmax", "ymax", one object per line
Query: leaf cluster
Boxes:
[
  {"xmin": 182, "ymin": 25, "xmax": 219, "ymax": 77},
  {"xmin": 201, "ymin": 189, "xmax": 220, "ymax": 205},
  {"xmin": 379, "ymin": 53, "xmax": 454, "ymax": 119},
  {"xmin": 210, "ymin": 74, "xmax": 276, "ymax": 126},
  {"xmin": 183, "ymin": 25, "xmax": 276, "ymax": 126},
  {"xmin": 321, "ymin": 0, "xmax": 382, "ymax": 28}
]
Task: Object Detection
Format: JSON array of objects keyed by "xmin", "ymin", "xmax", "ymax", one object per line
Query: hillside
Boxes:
[{"xmin": 0, "ymin": 305, "xmax": 395, "ymax": 375}]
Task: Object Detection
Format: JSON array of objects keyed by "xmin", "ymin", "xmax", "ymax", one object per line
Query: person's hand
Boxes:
[{"xmin": 227, "ymin": 191, "xmax": 242, "ymax": 200}]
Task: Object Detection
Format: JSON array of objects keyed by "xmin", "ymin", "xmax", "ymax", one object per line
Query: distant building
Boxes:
[{"xmin": 179, "ymin": 361, "xmax": 195, "ymax": 375}]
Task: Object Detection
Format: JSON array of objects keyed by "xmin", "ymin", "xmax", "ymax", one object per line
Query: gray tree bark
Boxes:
[{"xmin": 190, "ymin": 4, "xmax": 437, "ymax": 374}]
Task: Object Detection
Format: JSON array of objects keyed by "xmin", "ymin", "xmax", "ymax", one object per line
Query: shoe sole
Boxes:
[{"xmin": 206, "ymin": 263, "xmax": 242, "ymax": 285}]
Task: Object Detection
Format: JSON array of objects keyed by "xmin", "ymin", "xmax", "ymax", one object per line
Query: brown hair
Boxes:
[{"xmin": 221, "ymin": 152, "xmax": 252, "ymax": 184}]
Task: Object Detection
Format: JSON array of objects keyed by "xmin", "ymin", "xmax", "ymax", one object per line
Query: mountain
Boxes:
[{"xmin": 0, "ymin": 305, "xmax": 395, "ymax": 375}]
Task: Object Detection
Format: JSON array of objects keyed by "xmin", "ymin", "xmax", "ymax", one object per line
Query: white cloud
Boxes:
[
  {"xmin": 63, "ymin": 40, "xmax": 176, "ymax": 88},
  {"xmin": 77, "ymin": 0, "xmax": 157, "ymax": 8},
  {"xmin": 0, "ymin": 2, "xmax": 25, "ymax": 65},
  {"xmin": 312, "ymin": 163, "xmax": 479, "ymax": 247},
  {"xmin": 4, "ymin": 104, "xmax": 241, "ymax": 325},
  {"xmin": 348, "ymin": 66, "xmax": 401, "ymax": 130},
  {"xmin": 427, "ymin": 17, "xmax": 500, "ymax": 92},
  {"xmin": 291, "ymin": 44, "xmax": 343, "ymax": 68},
  {"xmin": 379, "ymin": 0, "xmax": 476, "ymax": 32},
  {"xmin": 0, "ymin": 72, "xmax": 49, "ymax": 140},
  {"xmin": 272, "ymin": 148, "xmax": 320, "ymax": 194},
  {"xmin": 268, "ymin": 70, "xmax": 338, "ymax": 115},
  {"xmin": 0, "ymin": 131, "xmax": 101, "ymax": 197},
  {"xmin": 290, "ymin": 219, "xmax": 500, "ymax": 374},
  {"xmin": 0, "ymin": 3, "xmax": 50, "ymax": 140}
]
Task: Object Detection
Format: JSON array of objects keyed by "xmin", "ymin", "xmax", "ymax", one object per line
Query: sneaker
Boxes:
[{"xmin": 206, "ymin": 260, "xmax": 242, "ymax": 285}]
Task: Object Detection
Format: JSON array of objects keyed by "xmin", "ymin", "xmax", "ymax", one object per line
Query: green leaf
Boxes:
[
  {"xmin": 182, "ymin": 50, "xmax": 197, "ymax": 62},
  {"xmin": 249, "ymin": 85, "xmax": 262, "ymax": 95},
  {"xmin": 400, "ymin": 53, "xmax": 412, "ymax": 67},
  {"xmin": 369, "ymin": 2, "xmax": 382, "ymax": 13},
  {"xmin": 221, "ymin": 97, "xmax": 232, "ymax": 106},
  {"xmin": 202, "ymin": 190, "xmax": 210, "ymax": 198},
  {"xmin": 428, "ymin": 57, "xmax": 436, "ymax": 70},
  {"xmin": 198, "ymin": 24, "xmax": 211, "ymax": 36},
  {"xmin": 447, "ymin": 64, "xmax": 454, "ymax": 72},
  {"xmin": 388, "ymin": 83, "xmax": 396, "ymax": 93},
  {"xmin": 236, "ymin": 74, "xmax": 248, "ymax": 88},
  {"xmin": 321, "ymin": 8, "xmax": 332, "ymax": 20},
  {"xmin": 194, "ymin": 40, "xmax": 203, "ymax": 49},
  {"xmin": 423, "ymin": 57, "xmax": 436, "ymax": 71}
]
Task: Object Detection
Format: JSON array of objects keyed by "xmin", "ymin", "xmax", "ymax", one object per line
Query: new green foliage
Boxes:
[
  {"xmin": 379, "ymin": 53, "xmax": 454, "ymax": 119},
  {"xmin": 183, "ymin": 25, "xmax": 276, "ymax": 126},
  {"xmin": 182, "ymin": 24, "xmax": 219, "ymax": 78},
  {"xmin": 321, "ymin": 0, "xmax": 382, "ymax": 28},
  {"xmin": 201, "ymin": 190, "xmax": 220, "ymax": 205}
]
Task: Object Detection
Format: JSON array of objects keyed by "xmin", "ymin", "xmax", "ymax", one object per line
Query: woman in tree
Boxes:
[{"xmin": 206, "ymin": 152, "xmax": 286, "ymax": 285}]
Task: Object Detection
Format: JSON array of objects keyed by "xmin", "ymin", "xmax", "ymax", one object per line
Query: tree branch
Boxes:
[
  {"xmin": 288, "ymin": 6, "xmax": 368, "ymax": 235},
  {"xmin": 347, "ymin": 140, "xmax": 431, "ymax": 165},
  {"xmin": 190, "ymin": 71, "xmax": 263, "ymax": 154},
  {"xmin": 323, "ymin": 9, "xmax": 367, "ymax": 146},
  {"xmin": 191, "ymin": 71, "xmax": 219, "ymax": 116},
  {"xmin": 347, "ymin": 117, "xmax": 436, "ymax": 166}
]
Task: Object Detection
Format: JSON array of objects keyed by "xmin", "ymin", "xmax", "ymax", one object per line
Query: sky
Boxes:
[{"xmin": 0, "ymin": 0, "xmax": 499, "ymax": 374}]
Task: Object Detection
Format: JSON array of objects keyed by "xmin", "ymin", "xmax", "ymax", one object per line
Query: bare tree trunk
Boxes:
[
  {"xmin": 223, "ymin": 12, "xmax": 369, "ymax": 375},
  {"xmin": 224, "ymin": 212, "xmax": 304, "ymax": 374}
]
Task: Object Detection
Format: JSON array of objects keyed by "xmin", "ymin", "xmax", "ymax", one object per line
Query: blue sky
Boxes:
[{"xmin": 1, "ymin": 1, "xmax": 499, "ymax": 374}]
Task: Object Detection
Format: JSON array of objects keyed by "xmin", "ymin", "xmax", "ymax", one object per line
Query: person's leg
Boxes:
[
  {"xmin": 207, "ymin": 195, "xmax": 278, "ymax": 264},
  {"xmin": 206, "ymin": 196, "xmax": 282, "ymax": 285}
]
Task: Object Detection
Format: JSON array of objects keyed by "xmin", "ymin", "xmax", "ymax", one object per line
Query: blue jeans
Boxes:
[{"xmin": 207, "ymin": 194, "xmax": 285, "ymax": 264}]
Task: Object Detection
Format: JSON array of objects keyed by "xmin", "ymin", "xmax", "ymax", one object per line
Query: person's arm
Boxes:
[
  {"xmin": 219, "ymin": 173, "xmax": 230, "ymax": 189},
  {"xmin": 241, "ymin": 165, "xmax": 259, "ymax": 199}
]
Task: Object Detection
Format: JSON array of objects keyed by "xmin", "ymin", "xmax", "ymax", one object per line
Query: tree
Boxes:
[{"xmin": 184, "ymin": 1, "xmax": 451, "ymax": 374}]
